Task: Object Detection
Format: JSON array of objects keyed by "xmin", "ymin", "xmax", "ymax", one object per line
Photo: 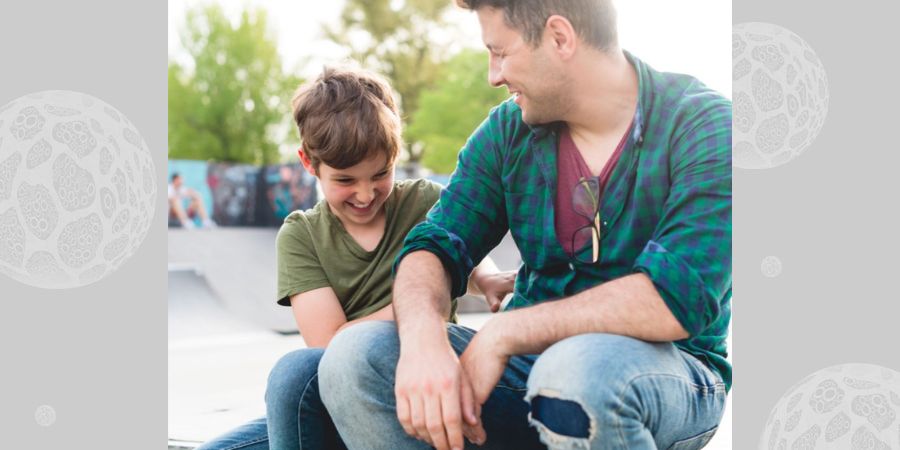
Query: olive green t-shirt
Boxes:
[{"xmin": 276, "ymin": 179, "xmax": 442, "ymax": 320}]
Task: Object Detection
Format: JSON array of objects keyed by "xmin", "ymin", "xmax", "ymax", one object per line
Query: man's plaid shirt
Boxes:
[{"xmin": 396, "ymin": 52, "xmax": 733, "ymax": 390}]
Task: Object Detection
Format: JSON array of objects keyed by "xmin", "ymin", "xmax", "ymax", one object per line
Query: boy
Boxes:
[{"xmin": 197, "ymin": 67, "xmax": 514, "ymax": 450}]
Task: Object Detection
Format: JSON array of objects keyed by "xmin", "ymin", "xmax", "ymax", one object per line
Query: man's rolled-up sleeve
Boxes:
[
  {"xmin": 633, "ymin": 97, "xmax": 732, "ymax": 337},
  {"xmin": 394, "ymin": 110, "xmax": 510, "ymax": 299}
]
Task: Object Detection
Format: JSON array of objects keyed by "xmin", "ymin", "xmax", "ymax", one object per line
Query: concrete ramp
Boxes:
[
  {"xmin": 168, "ymin": 228, "xmax": 297, "ymax": 333},
  {"xmin": 168, "ymin": 268, "xmax": 266, "ymax": 340}
]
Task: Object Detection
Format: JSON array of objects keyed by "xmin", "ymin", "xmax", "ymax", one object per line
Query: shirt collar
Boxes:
[{"xmin": 528, "ymin": 49, "xmax": 648, "ymax": 147}]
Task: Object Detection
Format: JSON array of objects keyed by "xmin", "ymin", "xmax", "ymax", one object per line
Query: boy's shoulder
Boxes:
[
  {"xmin": 278, "ymin": 200, "xmax": 329, "ymax": 243},
  {"xmin": 394, "ymin": 177, "xmax": 442, "ymax": 195},
  {"xmin": 391, "ymin": 178, "xmax": 442, "ymax": 209}
]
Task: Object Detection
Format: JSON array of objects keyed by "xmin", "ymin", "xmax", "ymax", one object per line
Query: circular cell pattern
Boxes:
[
  {"xmin": 0, "ymin": 90, "xmax": 157, "ymax": 288},
  {"xmin": 761, "ymin": 256, "xmax": 783, "ymax": 278},
  {"xmin": 35, "ymin": 405, "xmax": 57, "ymax": 427},
  {"xmin": 760, "ymin": 364, "xmax": 900, "ymax": 449},
  {"xmin": 733, "ymin": 23, "xmax": 829, "ymax": 169}
]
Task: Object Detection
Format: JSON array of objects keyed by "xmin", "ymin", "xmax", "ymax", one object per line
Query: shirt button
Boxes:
[{"xmin": 568, "ymin": 263, "xmax": 575, "ymax": 271}]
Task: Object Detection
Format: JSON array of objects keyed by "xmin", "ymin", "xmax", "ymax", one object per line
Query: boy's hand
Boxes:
[{"xmin": 472, "ymin": 271, "xmax": 516, "ymax": 313}]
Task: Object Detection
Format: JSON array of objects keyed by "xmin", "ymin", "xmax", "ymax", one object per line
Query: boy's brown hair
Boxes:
[
  {"xmin": 292, "ymin": 66, "xmax": 402, "ymax": 172},
  {"xmin": 455, "ymin": 0, "xmax": 618, "ymax": 52}
]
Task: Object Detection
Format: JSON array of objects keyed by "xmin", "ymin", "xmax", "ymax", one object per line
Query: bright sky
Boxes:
[{"xmin": 168, "ymin": 0, "xmax": 731, "ymax": 95}]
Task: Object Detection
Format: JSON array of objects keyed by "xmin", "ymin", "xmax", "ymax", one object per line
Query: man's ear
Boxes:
[
  {"xmin": 297, "ymin": 147, "xmax": 317, "ymax": 177},
  {"xmin": 545, "ymin": 15, "xmax": 577, "ymax": 59}
]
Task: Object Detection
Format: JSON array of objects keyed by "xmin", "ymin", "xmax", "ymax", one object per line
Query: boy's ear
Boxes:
[{"xmin": 297, "ymin": 147, "xmax": 317, "ymax": 177}]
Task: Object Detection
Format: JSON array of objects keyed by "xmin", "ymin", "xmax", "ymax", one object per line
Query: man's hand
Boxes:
[
  {"xmin": 458, "ymin": 318, "xmax": 511, "ymax": 445},
  {"xmin": 472, "ymin": 270, "xmax": 516, "ymax": 312},
  {"xmin": 395, "ymin": 337, "xmax": 480, "ymax": 450}
]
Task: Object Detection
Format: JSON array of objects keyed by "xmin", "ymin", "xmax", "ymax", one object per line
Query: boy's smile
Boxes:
[{"xmin": 305, "ymin": 152, "xmax": 395, "ymax": 229}]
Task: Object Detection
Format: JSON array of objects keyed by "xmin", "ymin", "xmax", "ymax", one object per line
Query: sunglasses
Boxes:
[{"xmin": 571, "ymin": 177, "xmax": 601, "ymax": 264}]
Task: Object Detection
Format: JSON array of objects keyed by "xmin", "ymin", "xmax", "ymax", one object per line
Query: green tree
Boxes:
[
  {"xmin": 169, "ymin": 5, "xmax": 301, "ymax": 164},
  {"xmin": 408, "ymin": 49, "xmax": 509, "ymax": 174},
  {"xmin": 323, "ymin": 0, "xmax": 456, "ymax": 162}
]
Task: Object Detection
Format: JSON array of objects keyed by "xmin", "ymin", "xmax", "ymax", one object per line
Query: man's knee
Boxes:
[
  {"xmin": 525, "ymin": 334, "xmax": 670, "ymax": 445},
  {"xmin": 318, "ymin": 321, "xmax": 399, "ymax": 407},
  {"xmin": 531, "ymin": 333, "xmax": 668, "ymax": 388}
]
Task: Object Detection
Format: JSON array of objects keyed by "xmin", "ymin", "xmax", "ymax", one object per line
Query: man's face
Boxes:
[
  {"xmin": 477, "ymin": 7, "xmax": 570, "ymax": 125},
  {"xmin": 316, "ymin": 153, "xmax": 395, "ymax": 229},
  {"xmin": 172, "ymin": 176, "xmax": 183, "ymax": 189}
]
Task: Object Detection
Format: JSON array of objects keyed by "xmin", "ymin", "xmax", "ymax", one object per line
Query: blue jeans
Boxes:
[
  {"xmin": 196, "ymin": 348, "xmax": 346, "ymax": 450},
  {"xmin": 318, "ymin": 322, "xmax": 727, "ymax": 450}
]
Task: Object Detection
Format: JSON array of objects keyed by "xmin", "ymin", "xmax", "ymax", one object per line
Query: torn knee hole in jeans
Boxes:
[{"xmin": 527, "ymin": 389, "xmax": 595, "ymax": 449}]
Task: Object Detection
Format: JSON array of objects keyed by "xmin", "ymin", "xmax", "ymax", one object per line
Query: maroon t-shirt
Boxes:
[{"xmin": 555, "ymin": 124, "xmax": 631, "ymax": 256}]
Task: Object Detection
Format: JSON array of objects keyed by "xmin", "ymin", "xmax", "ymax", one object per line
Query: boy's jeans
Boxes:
[
  {"xmin": 319, "ymin": 321, "xmax": 727, "ymax": 450},
  {"xmin": 196, "ymin": 348, "xmax": 346, "ymax": 450}
]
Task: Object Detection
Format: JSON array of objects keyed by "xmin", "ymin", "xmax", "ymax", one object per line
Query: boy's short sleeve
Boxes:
[
  {"xmin": 420, "ymin": 179, "xmax": 442, "ymax": 211},
  {"xmin": 276, "ymin": 215, "xmax": 331, "ymax": 306}
]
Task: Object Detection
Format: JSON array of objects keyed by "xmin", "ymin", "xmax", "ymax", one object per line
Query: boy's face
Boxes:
[{"xmin": 314, "ymin": 153, "xmax": 395, "ymax": 229}]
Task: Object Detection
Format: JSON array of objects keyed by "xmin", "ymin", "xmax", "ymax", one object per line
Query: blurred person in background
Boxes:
[{"xmin": 168, "ymin": 172, "xmax": 217, "ymax": 229}]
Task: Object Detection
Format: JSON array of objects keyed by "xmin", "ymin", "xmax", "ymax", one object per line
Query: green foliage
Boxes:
[
  {"xmin": 408, "ymin": 49, "xmax": 510, "ymax": 174},
  {"xmin": 324, "ymin": 0, "xmax": 455, "ymax": 162},
  {"xmin": 168, "ymin": 5, "xmax": 301, "ymax": 165}
]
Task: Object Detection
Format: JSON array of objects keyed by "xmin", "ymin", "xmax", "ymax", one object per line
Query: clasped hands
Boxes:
[{"xmin": 395, "ymin": 321, "xmax": 511, "ymax": 450}]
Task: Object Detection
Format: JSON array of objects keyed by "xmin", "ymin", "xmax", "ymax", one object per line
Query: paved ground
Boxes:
[{"xmin": 168, "ymin": 228, "xmax": 731, "ymax": 448}]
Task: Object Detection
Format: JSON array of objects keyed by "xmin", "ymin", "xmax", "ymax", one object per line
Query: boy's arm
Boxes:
[
  {"xmin": 290, "ymin": 287, "xmax": 395, "ymax": 347},
  {"xmin": 289, "ymin": 287, "xmax": 347, "ymax": 348}
]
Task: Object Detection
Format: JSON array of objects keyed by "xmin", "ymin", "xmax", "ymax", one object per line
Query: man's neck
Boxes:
[{"xmin": 564, "ymin": 49, "xmax": 639, "ymax": 143}]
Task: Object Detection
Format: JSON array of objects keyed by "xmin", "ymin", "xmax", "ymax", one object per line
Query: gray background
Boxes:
[
  {"xmin": 1, "ymin": 0, "xmax": 898, "ymax": 448},
  {"xmin": 0, "ymin": 0, "xmax": 166, "ymax": 448},
  {"xmin": 734, "ymin": 0, "xmax": 900, "ymax": 448}
]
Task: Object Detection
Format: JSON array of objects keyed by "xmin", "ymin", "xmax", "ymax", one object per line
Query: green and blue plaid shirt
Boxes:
[{"xmin": 396, "ymin": 52, "xmax": 732, "ymax": 390}]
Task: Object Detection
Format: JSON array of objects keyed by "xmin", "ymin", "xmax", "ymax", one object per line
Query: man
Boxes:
[
  {"xmin": 168, "ymin": 173, "xmax": 216, "ymax": 229},
  {"xmin": 318, "ymin": 1, "xmax": 731, "ymax": 449}
]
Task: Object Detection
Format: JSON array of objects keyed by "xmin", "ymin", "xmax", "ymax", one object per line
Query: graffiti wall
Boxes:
[{"xmin": 167, "ymin": 160, "xmax": 317, "ymax": 227}]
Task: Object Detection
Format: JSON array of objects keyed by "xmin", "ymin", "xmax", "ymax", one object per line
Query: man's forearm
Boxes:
[
  {"xmin": 393, "ymin": 251, "xmax": 454, "ymax": 342},
  {"xmin": 487, "ymin": 273, "xmax": 689, "ymax": 356}
]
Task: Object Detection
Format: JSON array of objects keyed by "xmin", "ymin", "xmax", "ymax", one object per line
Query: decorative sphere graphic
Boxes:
[
  {"xmin": 34, "ymin": 405, "xmax": 56, "ymax": 427},
  {"xmin": 733, "ymin": 23, "xmax": 829, "ymax": 169},
  {"xmin": 761, "ymin": 256, "xmax": 783, "ymax": 278},
  {"xmin": 759, "ymin": 363, "xmax": 900, "ymax": 449},
  {"xmin": 0, "ymin": 91, "xmax": 156, "ymax": 288}
]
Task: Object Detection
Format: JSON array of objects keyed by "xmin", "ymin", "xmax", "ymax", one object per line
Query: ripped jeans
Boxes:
[{"xmin": 318, "ymin": 322, "xmax": 727, "ymax": 450}]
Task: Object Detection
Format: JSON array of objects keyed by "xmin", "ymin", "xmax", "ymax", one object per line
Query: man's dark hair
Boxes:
[
  {"xmin": 455, "ymin": 0, "xmax": 618, "ymax": 51},
  {"xmin": 171, "ymin": 173, "xmax": 181, "ymax": 182}
]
